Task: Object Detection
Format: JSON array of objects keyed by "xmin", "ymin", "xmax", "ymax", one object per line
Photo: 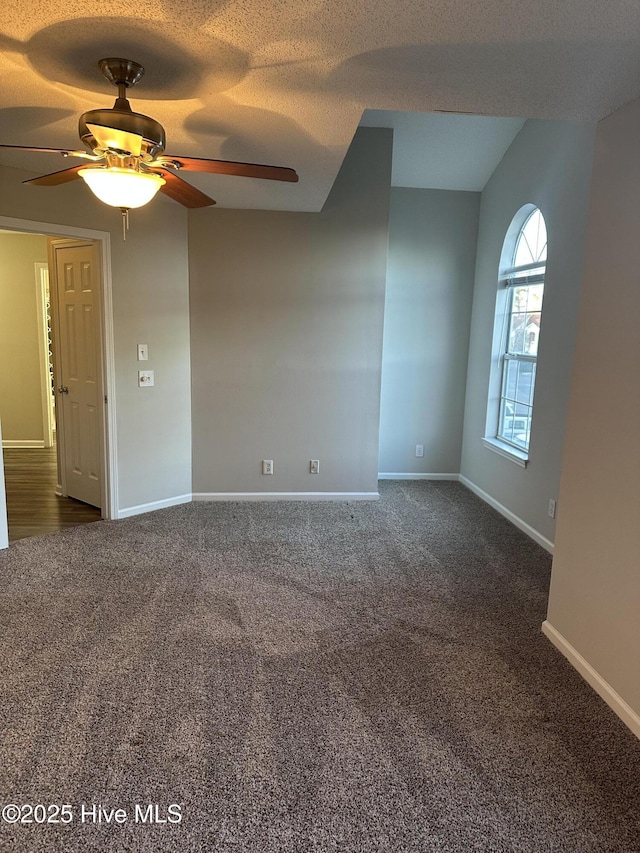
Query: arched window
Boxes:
[{"xmin": 495, "ymin": 207, "xmax": 546, "ymax": 454}]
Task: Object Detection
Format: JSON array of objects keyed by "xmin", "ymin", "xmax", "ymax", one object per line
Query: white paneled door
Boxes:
[{"xmin": 51, "ymin": 239, "xmax": 103, "ymax": 509}]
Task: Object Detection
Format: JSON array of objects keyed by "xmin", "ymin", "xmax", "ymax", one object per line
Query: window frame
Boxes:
[{"xmin": 484, "ymin": 205, "xmax": 547, "ymax": 465}]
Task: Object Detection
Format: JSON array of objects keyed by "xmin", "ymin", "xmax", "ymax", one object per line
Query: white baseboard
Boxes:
[
  {"xmin": 542, "ymin": 620, "xmax": 640, "ymax": 741},
  {"xmin": 459, "ymin": 475, "xmax": 554, "ymax": 553},
  {"xmin": 378, "ymin": 473, "xmax": 459, "ymax": 481},
  {"xmin": 193, "ymin": 492, "xmax": 379, "ymax": 502},
  {"xmin": 118, "ymin": 490, "xmax": 380, "ymax": 515},
  {"xmin": 116, "ymin": 494, "xmax": 192, "ymax": 519},
  {"xmin": 2, "ymin": 440, "xmax": 45, "ymax": 448}
]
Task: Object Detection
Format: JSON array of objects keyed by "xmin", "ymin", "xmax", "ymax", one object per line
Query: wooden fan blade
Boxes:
[
  {"xmin": 23, "ymin": 164, "xmax": 87, "ymax": 186},
  {"xmin": 0, "ymin": 143, "xmax": 77, "ymax": 155},
  {"xmin": 0, "ymin": 144, "xmax": 100, "ymax": 161},
  {"xmin": 156, "ymin": 155, "xmax": 298, "ymax": 183},
  {"xmin": 86, "ymin": 123, "xmax": 143, "ymax": 157},
  {"xmin": 154, "ymin": 168, "xmax": 216, "ymax": 208}
]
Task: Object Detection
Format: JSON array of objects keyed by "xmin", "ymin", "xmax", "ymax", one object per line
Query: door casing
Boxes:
[
  {"xmin": 0, "ymin": 216, "xmax": 117, "ymax": 548},
  {"xmin": 35, "ymin": 262, "xmax": 55, "ymax": 449}
]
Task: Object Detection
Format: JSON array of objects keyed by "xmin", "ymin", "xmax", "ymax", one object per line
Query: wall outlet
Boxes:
[
  {"xmin": 262, "ymin": 459, "xmax": 273, "ymax": 475},
  {"xmin": 137, "ymin": 343, "xmax": 149, "ymax": 361},
  {"xmin": 138, "ymin": 370, "xmax": 154, "ymax": 387},
  {"xmin": 415, "ymin": 444, "xmax": 424, "ymax": 458},
  {"xmin": 310, "ymin": 459, "xmax": 320, "ymax": 474},
  {"xmin": 548, "ymin": 498, "xmax": 557, "ymax": 519}
]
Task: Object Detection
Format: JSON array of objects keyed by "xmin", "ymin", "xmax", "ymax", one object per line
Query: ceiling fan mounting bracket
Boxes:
[{"xmin": 99, "ymin": 58, "xmax": 145, "ymax": 90}]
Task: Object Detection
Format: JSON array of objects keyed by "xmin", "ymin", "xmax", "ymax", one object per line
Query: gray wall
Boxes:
[
  {"xmin": 0, "ymin": 232, "xmax": 48, "ymax": 443},
  {"xmin": 547, "ymin": 97, "xmax": 640, "ymax": 718},
  {"xmin": 379, "ymin": 188, "xmax": 479, "ymax": 475},
  {"xmin": 0, "ymin": 163, "xmax": 192, "ymax": 515},
  {"xmin": 460, "ymin": 119, "xmax": 596, "ymax": 545},
  {"xmin": 189, "ymin": 127, "xmax": 392, "ymax": 495}
]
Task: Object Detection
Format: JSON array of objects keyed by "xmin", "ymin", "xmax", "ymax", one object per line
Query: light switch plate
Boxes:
[
  {"xmin": 138, "ymin": 370, "xmax": 154, "ymax": 387},
  {"xmin": 137, "ymin": 344, "xmax": 149, "ymax": 361}
]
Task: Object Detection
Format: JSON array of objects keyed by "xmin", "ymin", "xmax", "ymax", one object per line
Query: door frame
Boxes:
[
  {"xmin": 0, "ymin": 216, "xmax": 117, "ymax": 547},
  {"xmin": 34, "ymin": 261, "xmax": 54, "ymax": 449}
]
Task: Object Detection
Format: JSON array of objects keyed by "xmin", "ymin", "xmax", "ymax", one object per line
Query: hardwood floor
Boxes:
[{"xmin": 3, "ymin": 445, "xmax": 101, "ymax": 542}]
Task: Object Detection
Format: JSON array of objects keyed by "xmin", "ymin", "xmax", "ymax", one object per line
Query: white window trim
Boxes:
[
  {"xmin": 482, "ymin": 436, "xmax": 528, "ymax": 467},
  {"xmin": 484, "ymin": 203, "xmax": 545, "ymax": 464}
]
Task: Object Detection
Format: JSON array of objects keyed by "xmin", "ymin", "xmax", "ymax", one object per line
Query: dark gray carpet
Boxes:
[{"xmin": 0, "ymin": 481, "xmax": 638, "ymax": 852}]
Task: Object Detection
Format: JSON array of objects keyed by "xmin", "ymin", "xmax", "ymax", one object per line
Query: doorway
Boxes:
[
  {"xmin": 2, "ymin": 445, "xmax": 101, "ymax": 541},
  {"xmin": 0, "ymin": 217, "xmax": 116, "ymax": 548}
]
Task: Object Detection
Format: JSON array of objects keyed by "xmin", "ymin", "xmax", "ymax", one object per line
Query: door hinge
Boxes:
[{"xmin": 104, "ymin": 395, "xmax": 108, "ymax": 404}]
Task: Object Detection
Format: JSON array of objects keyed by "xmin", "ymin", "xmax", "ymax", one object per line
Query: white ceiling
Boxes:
[
  {"xmin": 360, "ymin": 110, "xmax": 526, "ymax": 191},
  {"xmin": 0, "ymin": 1, "xmax": 639, "ymax": 211}
]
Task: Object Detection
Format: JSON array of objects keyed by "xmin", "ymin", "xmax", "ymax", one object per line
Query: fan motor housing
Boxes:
[{"xmin": 79, "ymin": 107, "xmax": 166, "ymax": 160}]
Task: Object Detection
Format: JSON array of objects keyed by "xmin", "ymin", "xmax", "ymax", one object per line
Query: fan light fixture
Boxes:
[
  {"xmin": 1, "ymin": 58, "xmax": 298, "ymax": 242},
  {"xmin": 78, "ymin": 167, "xmax": 165, "ymax": 209}
]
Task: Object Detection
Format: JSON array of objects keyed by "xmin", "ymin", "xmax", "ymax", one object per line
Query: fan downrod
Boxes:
[{"xmin": 79, "ymin": 58, "xmax": 166, "ymax": 160}]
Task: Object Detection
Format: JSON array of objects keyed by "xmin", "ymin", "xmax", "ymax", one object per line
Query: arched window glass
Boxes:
[
  {"xmin": 496, "ymin": 208, "xmax": 547, "ymax": 453},
  {"xmin": 514, "ymin": 209, "xmax": 547, "ymax": 267}
]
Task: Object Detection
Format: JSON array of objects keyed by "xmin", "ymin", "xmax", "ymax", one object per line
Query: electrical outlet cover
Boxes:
[{"xmin": 138, "ymin": 370, "xmax": 154, "ymax": 387}]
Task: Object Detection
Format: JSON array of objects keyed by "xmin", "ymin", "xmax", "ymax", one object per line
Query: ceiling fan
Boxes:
[{"xmin": 0, "ymin": 58, "xmax": 299, "ymax": 235}]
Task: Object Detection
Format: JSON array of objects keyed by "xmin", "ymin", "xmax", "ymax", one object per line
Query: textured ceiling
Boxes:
[
  {"xmin": 360, "ymin": 110, "xmax": 526, "ymax": 191},
  {"xmin": 0, "ymin": 1, "xmax": 639, "ymax": 211}
]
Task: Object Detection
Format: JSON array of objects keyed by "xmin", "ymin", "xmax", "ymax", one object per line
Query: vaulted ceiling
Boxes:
[{"xmin": 1, "ymin": 1, "xmax": 639, "ymax": 211}]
